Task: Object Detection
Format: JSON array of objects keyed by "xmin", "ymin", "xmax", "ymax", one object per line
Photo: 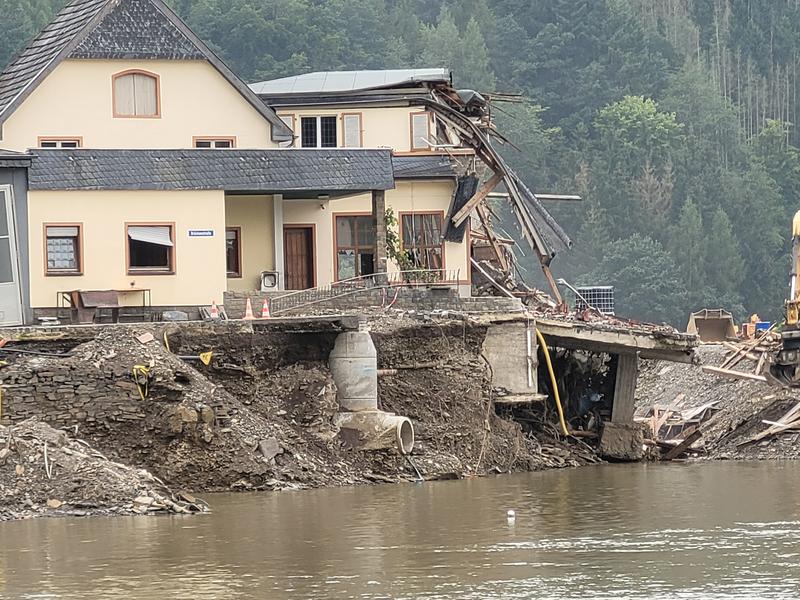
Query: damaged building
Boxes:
[{"xmin": 0, "ymin": 0, "xmax": 700, "ymax": 509}]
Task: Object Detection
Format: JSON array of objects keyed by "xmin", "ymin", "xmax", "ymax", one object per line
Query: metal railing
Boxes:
[{"xmin": 271, "ymin": 268, "xmax": 461, "ymax": 315}]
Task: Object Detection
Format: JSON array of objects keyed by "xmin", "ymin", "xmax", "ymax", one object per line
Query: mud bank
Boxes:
[
  {"xmin": 0, "ymin": 313, "xmax": 598, "ymax": 519},
  {"xmin": 637, "ymin": 345, "xmax": 800, "ymax": 459}
]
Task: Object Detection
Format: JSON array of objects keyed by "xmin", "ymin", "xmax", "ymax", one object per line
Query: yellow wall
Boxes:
[
  {"xmin": 225, "ymin": 195, "xmax": 274, "ymax": 292},
  {"xmin": 28, "ymin": 190, "xmax": 227, "ymax": 307},
  {"xmin": 2, "ymin": 59, "xmax": 278, "ymax": 151},
  {"xmin": 277, "ymin": 106, "xmax": 429, "ymax": 153},
  {"xmin": 282, "ymin": 180, "xmax": 467, "ymax": 287}
]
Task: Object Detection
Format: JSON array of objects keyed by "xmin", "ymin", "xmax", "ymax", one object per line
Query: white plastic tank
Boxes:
[{"xmin": 329, "ymin": 325, "xmax": 378, "ymax": 412}]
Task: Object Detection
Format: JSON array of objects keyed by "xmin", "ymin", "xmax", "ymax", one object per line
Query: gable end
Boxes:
[{"xmin": 70, "ymin": 0, "xmax": 205, "ymax": 60}]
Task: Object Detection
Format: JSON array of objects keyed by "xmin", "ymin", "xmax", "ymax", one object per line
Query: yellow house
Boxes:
[
  {"xmin": 0, "ymin": 0, "xmax": 407, "ymax": 324},
  {"xmin": 248, "ymin": 69, "xmax": 474, "ymax": 294},
  {"xmin": 0, "ymin": 0, "xmax": 489, "ymax": 325}
]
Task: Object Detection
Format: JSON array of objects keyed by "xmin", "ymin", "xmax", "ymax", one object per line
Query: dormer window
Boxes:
[{"xmin": 113, "ymin": 70, "xmax": 160, "ymax": 118}]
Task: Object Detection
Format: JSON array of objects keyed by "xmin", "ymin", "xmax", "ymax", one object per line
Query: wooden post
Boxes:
[
  {"xmin": 611, "ymin": 352, "xmax": 639, "ymax": 424},
  {"xmin": 372, "ymin": 190, "xmax": 387, "ymax": 281}
]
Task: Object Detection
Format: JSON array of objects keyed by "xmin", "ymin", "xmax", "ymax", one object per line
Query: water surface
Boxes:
[{"xmin": 2, "ymin": 462, "xmax": 800, "ymax": 599}]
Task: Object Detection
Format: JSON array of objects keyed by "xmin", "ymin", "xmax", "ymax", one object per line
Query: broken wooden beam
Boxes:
[
  {"xmin": 451, "ymin": 172, "xmax": 503, "ymax": 227},
  {"xmin": 662, "ymin": 429, "xmax": 702, "ymax": 460},
  {"xmin": 701, "ymin": 365, "xmax": 767, "ymax": 382}
]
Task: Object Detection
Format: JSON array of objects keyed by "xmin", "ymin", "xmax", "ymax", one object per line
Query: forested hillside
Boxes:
[{"xmin": 3, "ymin": 0, "xmax": 800, "ymax": 326}]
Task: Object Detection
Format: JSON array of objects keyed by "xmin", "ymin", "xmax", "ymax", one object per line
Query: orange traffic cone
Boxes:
[
  {"xmin": 243, "ymin": 298, "xmax": 255, "ymax": 320},
  {"xmin": 260, "ymin": 298, "xmax": 271, "ymax": 319},
  {"xmin": 210, "ymin": 301, "xmax": 220, "ymax": 320}
]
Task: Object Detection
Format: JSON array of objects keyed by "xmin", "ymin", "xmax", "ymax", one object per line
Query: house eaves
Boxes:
[{"xmin": 27, "ymin": 148, "xmax": 396, "ymax": 194}]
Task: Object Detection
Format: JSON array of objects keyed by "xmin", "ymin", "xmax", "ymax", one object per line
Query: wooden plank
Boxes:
[
  {"xmin": 451, "ymin": 172, "xmax": 504, "ymax": 227},
  {"xmin": 663, "ymin": 429, "xmax": 702, "ymax": 460},
  {"xmin": 738, "ymin": 400, "xmax": 800, "ymax": 447},
  {"xmin": 494, "ymin": 394, "xmax": 548, "ymax": 405},
  {"xmin": 475, "ymin": 203, "xmax": 509, "ymax": 272},
  {"xmin": 702, "ymin": 365, "xmax": 767, "ymax": 382}
]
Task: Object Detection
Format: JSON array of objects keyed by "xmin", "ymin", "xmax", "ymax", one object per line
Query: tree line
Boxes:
[{"xmin": 3, "ymin": 0, "xmax": 800, "ymax": 326}]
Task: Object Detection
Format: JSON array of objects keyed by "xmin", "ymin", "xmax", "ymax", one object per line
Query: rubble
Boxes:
[
  {"xmin": 0, "ymin": 418, "xmax": 206, "ymax": 521},
  {"xmin": 0, "ymin": 314, "xmax": 600, "ymax": 521},
  {"xmin": 636, "ymin": 344, "xmax": 800, "ymax": 460}
]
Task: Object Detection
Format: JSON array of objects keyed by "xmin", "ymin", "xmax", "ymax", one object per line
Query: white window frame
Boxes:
[
  {"xmin": 38, "ymin": 138, "xmax": 82, "ymax": 148},
  {"xmin": 193, "ymin": 137, "xmax": 236, "ymax": 149},
  {"xmin": 411, "ymin": 112, "xmax": 432, "ymax": 151}
]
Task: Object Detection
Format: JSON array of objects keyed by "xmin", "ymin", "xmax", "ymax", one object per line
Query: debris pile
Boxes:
[
  {"xmin": 699, "ymin": 325, "xmax": 779, "ymax": 383},
  {"xmin": 0, "ymin": 316, "xmax": 599, "ymax": 522},
  {"xmin": 0, "ymin": 418, "xmax": 206, "ymax": 521},
  {"xmin": 636, "ymin": 344, "xmax": 800, "ymax": 460}
]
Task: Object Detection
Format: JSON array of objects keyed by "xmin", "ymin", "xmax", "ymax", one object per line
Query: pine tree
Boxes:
[{"xmin": 669, "ymin": 198, "xmax": 707, "ymax": 307}]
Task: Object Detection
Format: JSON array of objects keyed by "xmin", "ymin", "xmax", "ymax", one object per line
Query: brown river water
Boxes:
[{"xmin": 2, "ymin": 462, "xmax": 800, "ymax": 599}]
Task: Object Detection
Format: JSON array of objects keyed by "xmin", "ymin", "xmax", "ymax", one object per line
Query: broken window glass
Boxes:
[{"xmin": 401, "ymin": 213, "xmax": 444, "ymax": 271}]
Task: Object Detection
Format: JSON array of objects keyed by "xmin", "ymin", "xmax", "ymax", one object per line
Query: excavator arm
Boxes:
[{"xmin": 769, "ymin": 210, "xmax": 800, "ymax": 386}]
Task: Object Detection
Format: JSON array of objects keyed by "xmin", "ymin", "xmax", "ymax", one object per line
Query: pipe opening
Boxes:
[{"xmin": 397, "ymin": 419, "xmax": 414, "ymax": 455}]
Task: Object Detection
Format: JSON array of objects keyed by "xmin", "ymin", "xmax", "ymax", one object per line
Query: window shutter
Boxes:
[
  {"xmin": 411, "ymin": 113, "xmax": 430, "ymax": 150},
  {"xmin": 343, "ymin": 114, "xmax": 362, "ymax": 148},
  {"xmin": 128, "ymin": 226, "xmax": 173, "ymax": 247},
  {"xmin": 47, "ymin": 226, "xmax": 79, "ymax": 237},
  {"xmin": 114, "ymin": 74, "xmax": 136, "ymax": 116}
]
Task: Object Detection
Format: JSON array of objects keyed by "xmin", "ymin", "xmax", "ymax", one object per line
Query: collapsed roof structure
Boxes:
[{"xmin": 252, "ymin": 69, "xmax": 573, "ymax": 303}]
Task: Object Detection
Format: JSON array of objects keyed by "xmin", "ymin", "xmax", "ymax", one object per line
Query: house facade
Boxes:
[
  {"xmin": 247, "ymin": 69, "xmax": 472, "ymax": 294},
  {"xmin": 0, "ymin": 0, "xmax": 533, "ymax": 326}
]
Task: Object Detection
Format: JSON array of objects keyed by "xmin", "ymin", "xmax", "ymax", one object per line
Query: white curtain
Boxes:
[
  {"xmin": 114, "ymin": 74, "xmax": 136, "ymax": 116},
  {"xmin": 133, "ymin": 73, "xmax": 158, "ymax": 116},
  {"xmin": 343, "ymin": 114, "xmax": 362, "ymax": 148},
  {"xmin": 412, "ymin": 113, "xmax": 429, "ymax": 149}
]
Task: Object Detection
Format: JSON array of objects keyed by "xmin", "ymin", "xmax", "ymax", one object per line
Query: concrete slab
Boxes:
[{"xmin": 599, "ymin": 422, "xmax": 645, "ymax": 461}]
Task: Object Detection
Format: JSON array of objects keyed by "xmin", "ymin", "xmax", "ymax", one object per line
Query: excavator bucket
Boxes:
[{"xmin": 686, "ymin": 309, "xmax": 737, "ymax": 343}]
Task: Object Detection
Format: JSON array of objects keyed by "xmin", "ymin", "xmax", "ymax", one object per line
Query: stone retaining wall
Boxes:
[
  {"xmin": 0, "ymin": 362, "xmax": 143, "ymax": 428},
  {"xmin": 224, "ymin": 288, "xmax": 523, "ymax": 319}
]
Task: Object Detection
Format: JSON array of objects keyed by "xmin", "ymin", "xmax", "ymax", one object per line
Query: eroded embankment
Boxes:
[
  {"xmin": 0, "ymin": 315, "xmax": 594, "ymax": 519},
  {"xmin": 636, "ymin": 345, "xmax": 800, "ymax": 458}
]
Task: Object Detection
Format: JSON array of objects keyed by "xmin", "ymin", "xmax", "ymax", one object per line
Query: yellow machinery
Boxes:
[{"xmin": 770, "ymin": 210, "xmax": 800, "ymax": 386}]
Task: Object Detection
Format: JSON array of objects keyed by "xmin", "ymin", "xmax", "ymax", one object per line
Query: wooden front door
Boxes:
[{"xmin": 284, "ymin": 226, "xmax": 315, "ymax": 290}]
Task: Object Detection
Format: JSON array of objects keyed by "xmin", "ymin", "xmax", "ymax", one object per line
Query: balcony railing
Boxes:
[{"xmin": 271, "ymin": 268, "xmax": 461, "ymax": 315}]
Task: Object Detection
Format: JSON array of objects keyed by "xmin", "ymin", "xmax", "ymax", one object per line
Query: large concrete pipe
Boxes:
[
  {"xmin": 329, "ymin": 323, "xmax": 415, "ymax": 454},
  {"xmin": 329, "ymin": 326, "xmax": 378, "ymax": 412},
  {"xmin": 333, "ymin": 411, "xmax": 415, "ymax": 455}
]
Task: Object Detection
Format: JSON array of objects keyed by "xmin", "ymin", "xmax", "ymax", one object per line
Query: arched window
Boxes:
[{"xmin": 112, "ymin": 70, "xmax": 160, "ymax": 118}]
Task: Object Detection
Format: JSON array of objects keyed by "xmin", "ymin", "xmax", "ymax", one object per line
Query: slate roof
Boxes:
[
  {"xmin": 0, "ymin": 148, "xmax": 31, "ymax": 168},
  {"xmin": 27, "ymin": 149, "xmax": 396, "ymax": 193},
  {"xmin": 0, "ymin": 0, "xmax": 291, "ymax": 140},
  {"xmin": 392, "ymin": 155, "xmax": 456, "ymax": 179},
  {"xmin": 71, "ymin": 0, "xmax": 205, "ymax": 59},
  {"xmin": 0, "ymin": 0, "xmax": 107, "ymax": 122}
]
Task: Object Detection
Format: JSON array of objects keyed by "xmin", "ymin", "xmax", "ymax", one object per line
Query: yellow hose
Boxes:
[{"xmin": 535, "ymin": 329, "xmax": 569, "ymax": 437}]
